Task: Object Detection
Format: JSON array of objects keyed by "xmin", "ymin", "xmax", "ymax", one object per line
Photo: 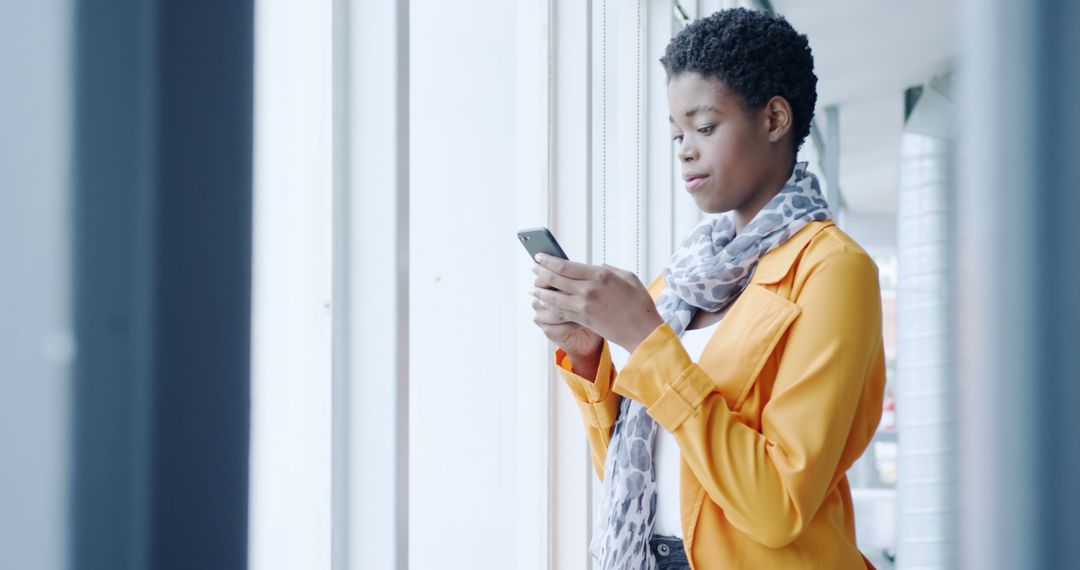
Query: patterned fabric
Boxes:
[{"xmin": 589, "ymin": 162, "xmax": 831, "ymax": 569}]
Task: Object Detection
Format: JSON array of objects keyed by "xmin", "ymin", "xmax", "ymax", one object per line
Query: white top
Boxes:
[{"xmin": 652, "ymin": 316, "xmax": 722, "ymax": 538}]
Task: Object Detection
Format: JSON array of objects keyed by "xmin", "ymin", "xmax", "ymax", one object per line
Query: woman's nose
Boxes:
[{"xmin": 677, "ymin": 139, "xmax": 697, "ymax": 162}]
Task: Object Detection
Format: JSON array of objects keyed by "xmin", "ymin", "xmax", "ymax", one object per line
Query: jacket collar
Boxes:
[
  {"xmin": 751, "ymin": 220, "xmax": 835, "ymax": 285},
  {"xmin": 645, "ymin": 219, "xmax": 836, "ymax": 298}
]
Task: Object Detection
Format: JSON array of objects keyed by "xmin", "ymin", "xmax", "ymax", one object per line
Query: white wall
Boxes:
[
  {"xmin": 409, "ymin": 1, "xmax": 523, "ymax": 566},
  {"xmin": 249, "ymin": 0, "xmax": 334, "ymax": 567}
]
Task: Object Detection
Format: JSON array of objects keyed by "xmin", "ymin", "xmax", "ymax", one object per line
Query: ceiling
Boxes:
[{"xmin": 772, "ymin": 0, "xmax": 958, "ymax": 213}]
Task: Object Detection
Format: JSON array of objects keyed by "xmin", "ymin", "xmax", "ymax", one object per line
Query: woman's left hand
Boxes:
[{"xmin": 530, "ymin": 253, "xmax": 665, "ymax": 354}]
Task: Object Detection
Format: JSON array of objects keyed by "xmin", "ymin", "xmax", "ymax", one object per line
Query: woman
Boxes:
[{"xmin": 529, "ymin": 8, "xmax": 884, "ymax": 570}]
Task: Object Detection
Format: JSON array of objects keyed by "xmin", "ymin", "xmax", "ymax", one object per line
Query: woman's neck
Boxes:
[{"xmin": 732, "ymin": 160, "xmax": 796, "ymax": 234}]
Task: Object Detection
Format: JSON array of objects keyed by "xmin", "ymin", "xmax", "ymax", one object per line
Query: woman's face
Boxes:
[{"xmin": 667, "ymin": 72, "xmax": 778, "ymax": 215}]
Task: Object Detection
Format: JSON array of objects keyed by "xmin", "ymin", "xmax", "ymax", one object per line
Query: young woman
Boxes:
[{"xmin": 529, "ymin": 8, "xmax": 884, "ymax": 569}]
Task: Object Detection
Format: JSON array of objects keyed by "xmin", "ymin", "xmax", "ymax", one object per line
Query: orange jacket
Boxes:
[{"xmin": 556, "ymin": 221, "xmax": 884, "ymax": 569}]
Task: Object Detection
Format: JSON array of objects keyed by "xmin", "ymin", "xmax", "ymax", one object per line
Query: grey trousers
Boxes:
[{"xmin": 649, "ymin": 534, "xmax": 691, "ymax": 570}]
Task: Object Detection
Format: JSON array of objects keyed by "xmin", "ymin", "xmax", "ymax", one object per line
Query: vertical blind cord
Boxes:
[
  {"xmin": 601, "ymin": 0, "xmax": 608, "ymax": 266},
  {"xmin": 635, "ymin": 0, "xmax": 642, "ymax": 278},
  {"xmin": 600, "ymin": 0, "xmax": 645, "ymax": 276}
]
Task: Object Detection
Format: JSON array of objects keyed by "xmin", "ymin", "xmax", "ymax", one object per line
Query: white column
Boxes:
[
  {"xmin": 249, "ymin": 0, "xmax": 335, "ymax": 568},
  {"xmin": 549, "ymin": 0, "xmax": 588, "ymax": 567},
  {"xmin": 896, "ymin": 80, "xmax": 957, "ymax": 570},
  {"xmin": 344, "ymin": 0, "xmax": 410, "ymax": 569}
]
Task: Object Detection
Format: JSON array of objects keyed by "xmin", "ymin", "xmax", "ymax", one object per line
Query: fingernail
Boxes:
[{"xmin": 534, "ymin": 253, "xmax": 545, "ymax": 263}]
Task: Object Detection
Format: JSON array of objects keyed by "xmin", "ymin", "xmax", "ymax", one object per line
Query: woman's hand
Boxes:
[
  {"xmin": 530, "ymin": 296, "xmax": 603, "ymax": 360},
  {"xmin": 530, "ymin": 282, "xmax": 604, "ymax": 362},
  {"xmin": 529, "ymin": 253, "xmax": 664, "ymax": 354}
]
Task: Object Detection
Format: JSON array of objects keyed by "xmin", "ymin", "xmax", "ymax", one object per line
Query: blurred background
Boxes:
[{"xmin": 2, "ymin": 0, "xmax": 1078, "ymax": 569}]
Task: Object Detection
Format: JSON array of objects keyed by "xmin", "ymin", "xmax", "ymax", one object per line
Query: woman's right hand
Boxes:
[
  {"xmin": 530, "ymin": 293, "xmax": 603, "ymax": 359},
  {"xmin": 531, "ymin": 267, "xmax": 609, "ymax": 373}
]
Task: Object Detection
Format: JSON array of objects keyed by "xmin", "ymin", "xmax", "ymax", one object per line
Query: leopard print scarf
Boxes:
[{"xmin": 589, "ymin": 162, "xmax": 831, "ymax": 569}]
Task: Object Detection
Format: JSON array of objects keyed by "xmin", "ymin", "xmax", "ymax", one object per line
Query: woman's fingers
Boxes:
[
  {"xmin": 534, "ymin": 253, "xmax": 603, "ymax": 281},
  {"xmin": 531, "ymin": 287, "xmax": 584, "ymax": 324},
  {"xmin": 531, "ymin": 296, "xmax": 573, "ymax": 325},
  {"xmin": 533, "ymin": 264, "xmax": 582, "ymax": 294},
  {"xmin": 531, "ymin": 298, "xmax": 558, "ymax": 321},
  {"xmin": 532, "ymin": 298, "xmax": 583, "ymax": 339}
]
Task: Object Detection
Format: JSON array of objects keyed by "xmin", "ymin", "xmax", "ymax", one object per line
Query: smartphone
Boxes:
[{"xmin": 517, "ymin": 227, "xmax": 569, "ymax": 262}]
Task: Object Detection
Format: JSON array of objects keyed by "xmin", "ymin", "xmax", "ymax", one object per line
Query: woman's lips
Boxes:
[{"xmin": 685, "ymin": 175, "xmax": 709, "ymax": 191}]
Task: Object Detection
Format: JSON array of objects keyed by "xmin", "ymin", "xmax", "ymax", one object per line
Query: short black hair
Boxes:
[{"xmin": 660, "ymin": 8, "xmax": 817, "ymax": 154}]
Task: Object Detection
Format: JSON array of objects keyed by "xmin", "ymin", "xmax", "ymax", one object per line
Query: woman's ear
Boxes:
[{"xmin": 764, "ymin": 96, "xmax": 793, "ymax": 144}]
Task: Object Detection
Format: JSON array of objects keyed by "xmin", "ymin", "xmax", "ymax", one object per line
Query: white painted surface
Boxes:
[
  {"xmin": 515, "ymin": 0, "xmax": 555, "ymax": 555},
  {"xmin": 550, "ymin": 0, "xmax": 590, "ymax": 567},
  {"xmin": 347, "ymin": 0, "xmax": 411, "ymax": 568},
  {"xmin": 409, "ymin": 1, "xmax": 523, "ymax": 567},
  {"xmin": 249, "ymin": 0, "xmax": 334, "ymax": 567}
]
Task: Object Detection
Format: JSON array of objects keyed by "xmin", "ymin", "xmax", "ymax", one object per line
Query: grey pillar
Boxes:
[
  {"xmin": 958, "ymin": 0, "xmax": 1080, "ymax": 568},
  {"xmin": 71, "ymin": 1, "xmax": 254, "ymax": 568}
]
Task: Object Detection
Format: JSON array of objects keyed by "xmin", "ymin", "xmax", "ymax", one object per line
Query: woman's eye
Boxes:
[
  {"xmin": 672, "ymin": 134, "xmax": 683, "ymax": 143},
  {"xmin": 698, "ymin": 125, "xmax": 714, "ymax": 135}
]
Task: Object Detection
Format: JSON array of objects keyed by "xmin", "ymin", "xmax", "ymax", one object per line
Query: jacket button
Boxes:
[{"xmin": 657, "ymin": 543, "xmax": 670, "ymax": 556}]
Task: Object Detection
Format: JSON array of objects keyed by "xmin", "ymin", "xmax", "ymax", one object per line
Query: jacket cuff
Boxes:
[
  {"xmin": 612, "ymin": 322, "xmax": 716, "ymax": 432},
  {"xmin": 554, "ymin": 340, "xmax": 620, "ymax": 430}
]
